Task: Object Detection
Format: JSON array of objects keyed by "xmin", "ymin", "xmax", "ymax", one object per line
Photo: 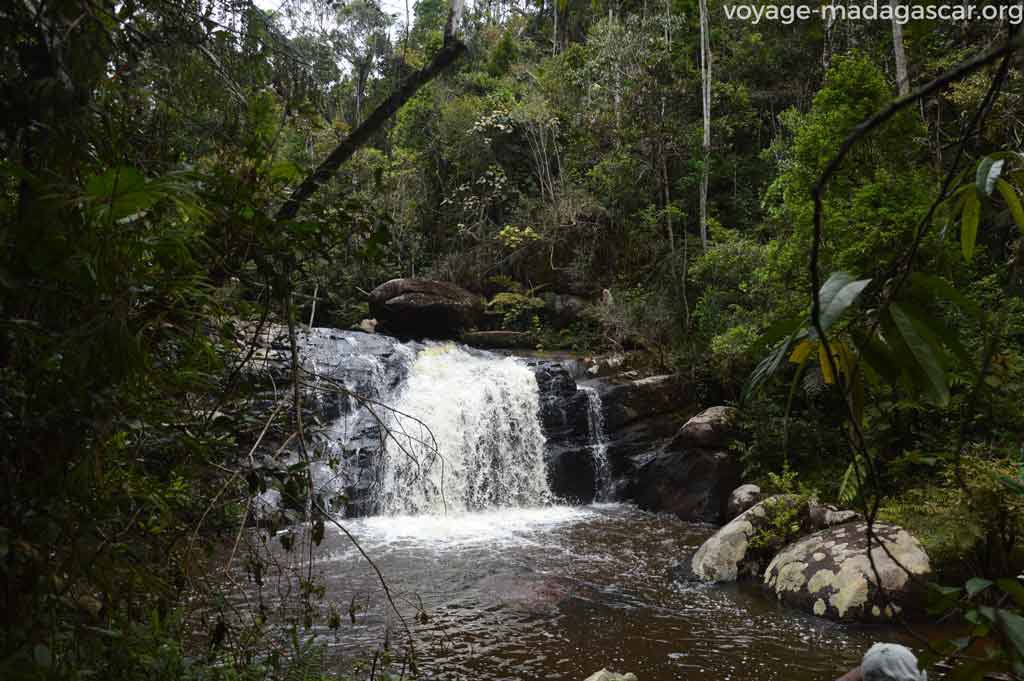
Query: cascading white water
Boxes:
[
  {"xmin": 579, "ymin": 385, "xmax": 611, "ymax": 501},
  {"xmin": 373, "ymin": 343, "xmax": 552, "ymax": 515}
]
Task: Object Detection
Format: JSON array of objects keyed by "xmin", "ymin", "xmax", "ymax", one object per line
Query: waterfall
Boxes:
[
  {"xmin": 373, "ymin": 343, "xmax": 552, "ymax": 515},
  {"xmin": 580, "ymin": 385, "xmax": 611, "ymax": 501}
]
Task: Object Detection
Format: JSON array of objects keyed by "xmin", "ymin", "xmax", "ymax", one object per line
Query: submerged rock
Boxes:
[
  {"xmin": 726, "ymin": 484, "xmax": 762, "ymax": 520},
  {"xmin": 690, "ymin": 495, "xmax": 803, "ymax": 581},
  {"xmin": 368, "ymin": 278, "xmax": 483, "ymax": 338},
  {"xmin": 583, "ymin": 670, "xmax": 638, "ymax": 681},
  {"xmin": 763, "ymin": 521, "xmax": 930, "ymax": 622}
]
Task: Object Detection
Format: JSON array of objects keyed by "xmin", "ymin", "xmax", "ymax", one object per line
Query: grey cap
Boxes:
[{"xmin": 861, "ymin": 643, "xmax": 927, "ymax": 681}]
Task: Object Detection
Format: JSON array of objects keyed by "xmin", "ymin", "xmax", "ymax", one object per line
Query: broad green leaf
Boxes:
[
  {"xmin": 966, "ymin": 577, "xmax": 993, "ymax": 598},
  {"xmin": 898, "ymin": 301, "xmax": 969, "ymax": 366},
  {"xmin": 995, "ymin": 178, "xmax": 1024, "ymax": 233},
  {"xmin": 975, "ymin": 157, "xmax": 1005, "ymax": 196},
  {"xmin": 996, "ymin": 578, "xmax": 1024, "ymax": 607},
  {"xmin": 907, "ymin": 272, "xmax": 982, "ymax": 321},
  {"xmin": 996, "ymin": 609, "xmax": 1024, "ymax": 658},
  {"xmin": 743, "ymin": 328, "xmax": 803, "ymax": 403},
  {"xmin": 758, "ymin": 315, "xmax": 804, "ymax": 352},
  {"xmin": 852, "ymin": 331, "xmax": 902, "ymax": 385},
  {"xmin": 961, "ymin": 190, "xmax": 981, "ymax": 261},
  {"xmin": 890, "ymin": 304, "xmax": 950, "ymax": 406},
  {"xmin": 816, "ymin": 271, "xmax": 872, "ymax": 333},
  {"xmin": 85, "ymin": 166, "xmax": 161, "ymax": 221}
]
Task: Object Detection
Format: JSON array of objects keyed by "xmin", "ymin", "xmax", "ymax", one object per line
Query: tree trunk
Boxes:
[
  {"xmin": 698, "ymin": 0, "xmax": 711, "ymax": 248},
  {"xmin": 553, "ymin": 0, "xmax": 559, "ymax": 55},
  {"xmin": 890, "ymin": 0, "xmax": 910, "ymax": 95}
]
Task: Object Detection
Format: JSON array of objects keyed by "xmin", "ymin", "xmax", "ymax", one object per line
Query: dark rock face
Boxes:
[
  {"xmin": 525, "ymin": 363, "xmax": 691, "ymax": 506},
  {"xmin": 630, "ymin": 450, "xmax": 741, "ymax": 523},
  {"xmin": 527, "ymin": 360, "xmax": 596, "ymax": 502},
  {"xmin": 545, "ymin": 447, "xmax": 598, "ymax": 503},
  {"xmin": 763, "ymin": 522, "xmax": 931, "ymax": 622},
  {"xmin": 368, "ymin": 278, "xmax": 483, "ymax": 338},
  {"xmin": 621, "ymin": 402, "xmax": 743, "ymax": 524}
]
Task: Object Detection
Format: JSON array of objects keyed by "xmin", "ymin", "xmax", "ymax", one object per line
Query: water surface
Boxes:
[{"xmin": 273, "ymin": 503, "xmax": 923, "ymax": 680}]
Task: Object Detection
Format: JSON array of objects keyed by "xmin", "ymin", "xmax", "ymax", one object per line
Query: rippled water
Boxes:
[{"xmin": 257, "ymin": 504, "xmax": 924, "ymax": 680}]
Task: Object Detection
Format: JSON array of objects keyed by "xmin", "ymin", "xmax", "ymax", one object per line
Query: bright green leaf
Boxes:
[
  {"xmin": 995, "ymin": 178, "xmax": 1024, "ymax": 233},
  {"xmin": 961, "ymin": 190, "xmax": 981, "ymax": 261}
]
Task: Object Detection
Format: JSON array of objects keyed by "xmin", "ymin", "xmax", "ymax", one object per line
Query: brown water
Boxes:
[{"xmin": 262, "ymin": 504, "xmax": 925, "ymax": 680}]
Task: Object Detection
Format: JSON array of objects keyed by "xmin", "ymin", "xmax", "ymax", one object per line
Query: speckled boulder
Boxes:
[
  {"xmin": 763, "ymin": 522, "xmax": 930, "ymax": 622},
  {"xmin": 726, "ymin": 484, "xmax": 762, "ymax": 520},
  {"xmin": 690, "ymin": 495, "xmax": 802, "ymax": 582},
  {"xmin": 668, "ymin": 406, "xmax": 740, "ymax": 450}
]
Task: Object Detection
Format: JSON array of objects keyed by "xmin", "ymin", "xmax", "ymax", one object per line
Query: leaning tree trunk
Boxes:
[
  {"xmin": 698, "ymin": 0, "xmax": 712, "ymax": 248},
  {"xmin": 890, "ymin": 0, "xmax": 910, "ymax": 95}
]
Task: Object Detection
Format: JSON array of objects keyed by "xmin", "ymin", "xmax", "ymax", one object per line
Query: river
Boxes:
[{"xmin": 268, "ymin": 503, "xmax": 918, "ymax": 681}]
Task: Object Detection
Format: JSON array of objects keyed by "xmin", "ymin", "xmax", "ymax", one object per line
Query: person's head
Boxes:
[{"xmin": 861, "ymin": 643, "xmax": 927, "ymax": 681}]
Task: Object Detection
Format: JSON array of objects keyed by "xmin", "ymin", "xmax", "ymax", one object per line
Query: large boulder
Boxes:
[
  {"xmin": 631, "ymin": 449, "xmax": 741, "ymax": 523},
  {"xmin": 690, "ymin": 495, "xmax": 802, "ymax": 581},
  {"xmin": 763, "ymin": 522, "xmax": 931, "ymax": 622},
  {"xmin": 368, "ymin": 278, "xmax": 483, "ymax": 338},
  {"xmin": 726, "ymin": 484, "xmax": 762, "ymax": 520},
  {"xmin": 669, "ymin": 406, "xmax": 740, "ymax": 450}
]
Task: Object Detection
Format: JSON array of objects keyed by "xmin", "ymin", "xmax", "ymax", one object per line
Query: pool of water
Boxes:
[{"xmin": 247, "ymin": 504, "xmax": 926, "ymax": 680}]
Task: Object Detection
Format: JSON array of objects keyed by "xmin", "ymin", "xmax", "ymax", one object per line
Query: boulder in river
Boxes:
[
  {"xmin": 690, "ymin": 495, "xmax": 803, "ymax": 581},
  {"xmin": 668, "ymin": 405, "xmax": 740, "ymax": 450},
  {"xmin": 763, "ymin": 521, "xmax": 930, "ymax": 621},
  {"xmin": 368, "ymin": 278, "xmax": 483, "ymax": 338},
  {"xmin": 631, "ymin": 449, "xmax": 740, "ymax": 523},
  {"xmin": 726, "ymin": 484, "xmax": 762, "ymax": 520}
]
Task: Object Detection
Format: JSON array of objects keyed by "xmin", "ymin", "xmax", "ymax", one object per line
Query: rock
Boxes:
[
  {"xmin": 690, "ymin": 495, "xmax": 803, "ymax": 581},
  {"xmin": 542, "ymin": 292, "xmax": 590, "ymax": 329},
  {"xmin": 763, "ymin": 521, "xmax": 931, "ymax": 622},
  {"xmin": 669, "ymin": 406, "xmax": 739, "ymax": 450},
  {"xmin": 368, "ymin": 278, "xmax": 483, "ymax": 338},
  {"xmin": 461, "ymin": 330, "xmax": 534, "ymax": 349},
  {"xmin": 583, "ymin": 670, "xmax": 638, "ymax": 681},
  {"xmin": 357, "ymin": 318, "xmax": 378, "ymax": 333},
  {"xmin": 599, "ymin": 374, "xmax": 679, "ymax": 432},
  {"xmin": 545, "ymin": 447, "xmax": 598, "ymax": 504},
  {"xmin": 631, "ymin": 449, "xmax": 741, "ymax": 523},
  {"xmin": 727, "ymin": 484, "xmax": 762, "ymax": 520},
  {"xmin": 807, "ymin": 501, "xmax": 860, "ymax": 530}
]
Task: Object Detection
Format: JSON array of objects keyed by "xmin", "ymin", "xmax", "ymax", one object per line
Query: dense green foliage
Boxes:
[{"xmin": 3, "ymin": 0, "xmax": 1024, "ymax": 677}]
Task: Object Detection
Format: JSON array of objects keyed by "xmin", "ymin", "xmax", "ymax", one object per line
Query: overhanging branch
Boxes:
[{"xmin": 274, "ymin": 38, "xmax": 467, "ymax": 223}]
